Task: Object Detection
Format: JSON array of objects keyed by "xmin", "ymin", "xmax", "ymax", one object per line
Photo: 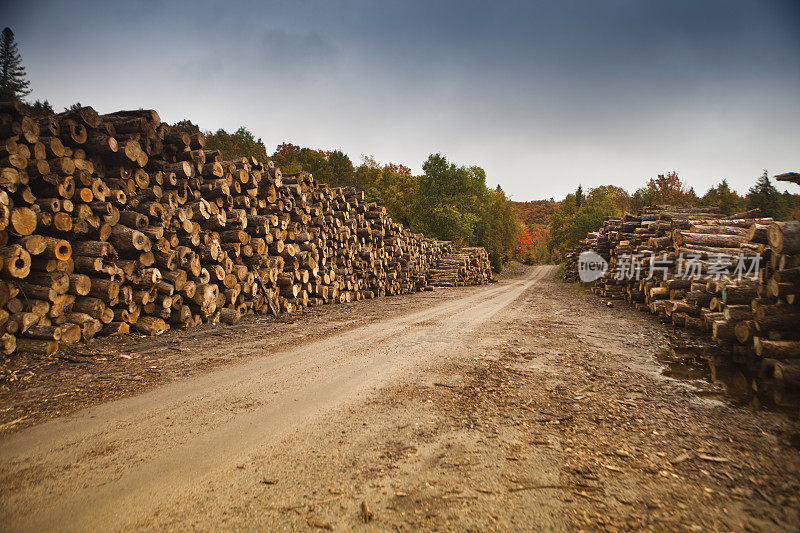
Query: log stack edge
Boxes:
[
  {"xmin": 563, "ymin": 204, "xmax": 800, "ymax": 406},
  {"xmin": 0, "ymin": 102, "xmax": 493, "ymax": 357}
]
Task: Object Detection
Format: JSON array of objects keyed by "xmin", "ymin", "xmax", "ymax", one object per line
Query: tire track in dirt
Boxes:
[{"xmin": 0, "ymin": 267, "xmax": 554, "ymax": 532}]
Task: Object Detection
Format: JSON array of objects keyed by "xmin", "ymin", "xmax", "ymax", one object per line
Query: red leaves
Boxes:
[{"xmin": 518, "ymin": 225, "xmax": 534, "ymax": 254}]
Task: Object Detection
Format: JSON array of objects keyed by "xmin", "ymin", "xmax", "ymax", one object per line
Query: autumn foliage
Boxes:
[
  {"xmin": 517, "ymin": 226, "xmax": 533, "ymax": 255},
  {"xmin": 513, "ymin": 199, "xmax": 560, "ymax": 226}
]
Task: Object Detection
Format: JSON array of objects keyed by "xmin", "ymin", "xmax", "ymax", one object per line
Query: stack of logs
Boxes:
[
  {"xmin": 564, "ymin": 204, "xmax": 800, "ymax": 406},
  {"xmin": 750, "ymin": 220, "xmax": 800, "ymax": 405},
  {"xmin": 428, "ymin": 247, "xmax": 493, "ymax": 287},
  {"xmin": 0, "ymin": 101, "xmax": 491, "ymax": 357},
  {"xmin": 562, "ymin": 230, "xmax": 611, "ymax": 283}
]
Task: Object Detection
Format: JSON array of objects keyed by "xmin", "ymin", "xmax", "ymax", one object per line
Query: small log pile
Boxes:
[
  {"xmin": 561, "ymin": 249, "xmax": 580, "ymax": 282},
  {"xmin": 565, "ymin": 202, "xmax": 800, "ymax": 406},
  {"xmin": 775, "ymin": 172, "xmax": 800, "ymax": 187},
  {"xmin": 0, "ymin": 101, "xmax": 490, "ymax": 357},
  {"xmin": 428, "ymin": 247, "xmax": 493, "ymax": 287},
  {"xmin": 562, "ymin": 231, "xmax": 609, "ymax": 283}
]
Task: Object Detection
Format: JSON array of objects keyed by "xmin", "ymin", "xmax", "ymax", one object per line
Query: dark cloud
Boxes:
[
  {"xmin": 259, "ymin": 28, "xmax": 338, "ymax": 75},
  {"xmin": 3, "ymin": 0, "xmax": 799, "ymax": 199}
]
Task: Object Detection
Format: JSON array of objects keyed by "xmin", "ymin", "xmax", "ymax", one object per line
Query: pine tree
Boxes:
[
  {"xmin": 29, "ymin": 99, "xmax": 53, "ymax": 115},
  {"xmin": 747, "ymin": 170, "xmax": 790, "ymax": 220},
  {"xmin": 0, "ymin": 27, "xmax": 31, "ymax": 101}
]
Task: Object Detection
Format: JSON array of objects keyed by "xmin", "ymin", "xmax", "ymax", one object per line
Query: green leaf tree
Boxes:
[
  {"xmin": 416, "ymin": 154, "xmax": 485, "ymax": 242},
  {"xmin": 701, "ymin": 179, "xmax": 744, "ymax": 215},
  {"xmin": 548, "ymin": 185, "xmax": 629, "ymax": 252},
  {"xmin": 172, "ymin": 119, "xmax": 201, "ymax": 135},
  {"xmin": 271, "ymin": 144, "xmax": 349, "ymax": 184},
  {"xmin": 644, "ymin": 171, "xmax": 697, "ymax": 206},
  {"xmin": 328, "ymin": 150, "xmax": 354, "ymax": 186},
  {"xmin": 205, "ymin": 127, "xmax": 269, "ymax": 162},
  {"xmin": 373, "ymin": 163, "xmax": 417, "ymax": 228},
  {"xmin": 416, "ymin": 154, "xmax": 520, "ymax": 270},
  {"xmin": 475, "ymin": 185, "xmax": 521, "ymax": 271},
  {"xmin": 354, "ymin": 156, "xmax": 383, "ymax": 193}
]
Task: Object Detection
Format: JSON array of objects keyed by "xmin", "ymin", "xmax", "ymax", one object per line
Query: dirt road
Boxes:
[{"xmin": 1, "ymin": 266, "xmax": 799, "ymax": 531}]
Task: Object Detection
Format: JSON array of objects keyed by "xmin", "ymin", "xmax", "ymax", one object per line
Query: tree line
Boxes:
[
  {"xmin": 545, "ymin": 171, "xmax": 800, "ymax": 258},
  {"xmin": 0, "ymin": 23, "xmax": 522, "ymax": 272},
  {"xmin": 172, "ymin": 123, "xmax": 522, "ymax": 271},
  {"xmin": 4, "ymin": 26, "xmax": 795, "ymax": 269}
]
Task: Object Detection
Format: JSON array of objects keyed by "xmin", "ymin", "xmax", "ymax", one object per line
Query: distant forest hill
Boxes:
[
  {"xmin": 511, "ymin": 200, "xmax": 561, "ymax": 264},
  {"xmin": 512, "ymin": 199, "xmax": 561, "ymax": 226}
]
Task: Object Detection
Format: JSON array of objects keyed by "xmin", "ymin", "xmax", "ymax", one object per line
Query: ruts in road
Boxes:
[{"xmin": 1, "ymin": 265, "xmax": 799, "ymax": 531}]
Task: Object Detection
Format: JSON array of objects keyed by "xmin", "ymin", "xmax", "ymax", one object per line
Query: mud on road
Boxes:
[{"xmin": 1, "ymin": 266, "xmax": 799, "ymax": 531}]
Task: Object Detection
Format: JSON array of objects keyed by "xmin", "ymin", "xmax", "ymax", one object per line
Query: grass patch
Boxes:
[
  {"xmin": 553, "ymin": 263, "xmax": 566, "ymax": 282},
  {"xmin": 496, "ymin": 261, "xmax": 529, "ymax": 280}
]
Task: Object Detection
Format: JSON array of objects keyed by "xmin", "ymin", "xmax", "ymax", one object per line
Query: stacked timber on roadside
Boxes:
[
  {"xmin": 561, "ymin": 248, "xmax": 580, "ymax": 282},
  {"xmin": 428, "ymin": 247, "xmax": 493, "ymax": 287},
  {"xmin": 591, "ymin": 205, "xmax": 744, "ymax": 301},
  {"xmin": 0, "ymin": 101, "xmax": 490, "ymax": 357},
  {"xmin": 561, "ymin": 249, "xmax": 579, "ymax": 282},
  {"xmin": 752, "ymin": 221, "xmax": 800, "ymax": 405},
  {"xmin": 566, "ymin": 202, "xmax": 800, "ymax": 405},
  {"xmin": 561, "ymin": 231, "xmax": 609, "ymax": 283}
]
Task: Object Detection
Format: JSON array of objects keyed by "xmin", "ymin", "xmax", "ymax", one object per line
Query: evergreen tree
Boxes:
[
  {"xmin": 575, "ymin": 185, "xmax": 584, "ymax": 207},
  {"xmin": 747, "ymin": 170, "xmax": 790, "ymax": 220},
  {"xmin": 29, "ymin": 99, "xmax": 53, "ymax": 115},
  {"xmin": 0, "ymin": 28, "xmax": 31, "ymax": 101}
]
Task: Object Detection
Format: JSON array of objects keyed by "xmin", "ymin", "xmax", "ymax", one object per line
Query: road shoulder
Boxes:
[
  {"xmin": 135, "ymin": 268, "xmax": 800, "ymax": 531},
  {"xmin": 0, "ymin": 281, "xmax": 496, "ymax": 434}
]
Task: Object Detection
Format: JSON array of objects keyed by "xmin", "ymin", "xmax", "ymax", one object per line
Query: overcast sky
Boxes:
[{"xmin": 5, "ymin": 0, "xmax": 800, "ymax": 201}]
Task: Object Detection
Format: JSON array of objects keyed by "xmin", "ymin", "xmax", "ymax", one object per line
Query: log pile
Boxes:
[
  {"xmin": 562, "ymin": 231, "xmax": 608, "ymax": 283},
  {"xmin": 775, "ymin": 172, "xmax": 800, "ymax": 187},
  {"xmin": 561, "ymin": 249, "xmax": 580, "ymax": 282},
  {"xmin": 752, "ymin": 220, "xmax": 800, "ymax": 405},
  {"xmin": 0, "ymin": 101, "xmax": 490, "ymax": 357},
  {"xmin": 428, "ymin": 247, "xmax": 493, "ymax": 287},
  {"xmin": 564, "ymin": 203, "xmax": 800, "ymax": 406}
]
